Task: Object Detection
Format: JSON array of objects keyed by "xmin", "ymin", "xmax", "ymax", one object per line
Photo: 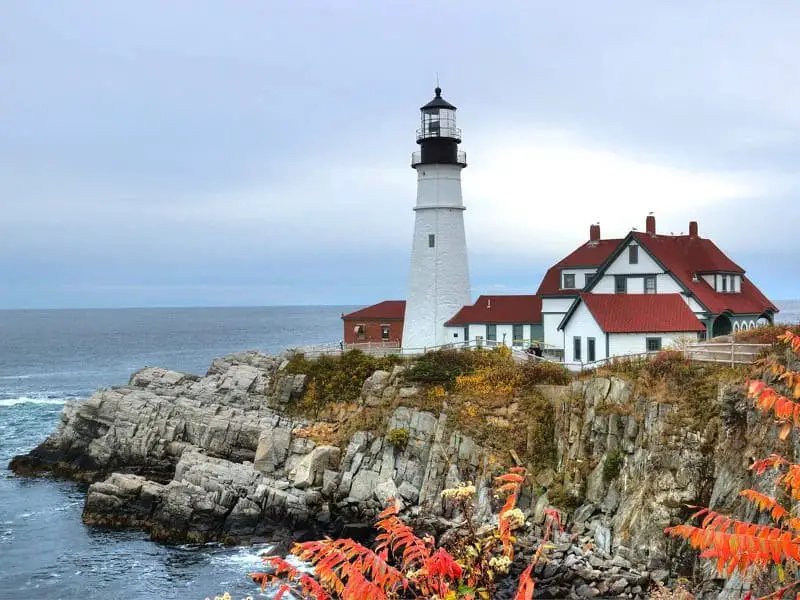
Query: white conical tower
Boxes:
[{"xmin": 403, "ymin": 87, "xmax": 471, "ymax": 351}]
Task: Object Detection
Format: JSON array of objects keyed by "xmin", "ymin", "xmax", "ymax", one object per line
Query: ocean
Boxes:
[
  {"xmin": 0, "ymin": 306, "xmax": 353, "ymax": 600},
  {"xmin": 1, "ymin": 302, "xmax": 799, "ymax": 600}
]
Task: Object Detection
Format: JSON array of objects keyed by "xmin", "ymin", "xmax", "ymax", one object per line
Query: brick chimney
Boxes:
[
  {"xmin": 689, "ymin": 221, "xmax": 698, "ymax": 237},
  {"xmin": 646, "ymin": 214, "xmax": 656, "ymax": 235},
  {"xmin": 589, "ymin": 224, "xmax": 601, "ymax": 241}
]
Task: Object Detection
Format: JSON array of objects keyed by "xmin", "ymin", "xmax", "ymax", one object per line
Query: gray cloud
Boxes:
[{"xmin": 1, "ymin": 1, "xmax": 799, "ymax": 308}]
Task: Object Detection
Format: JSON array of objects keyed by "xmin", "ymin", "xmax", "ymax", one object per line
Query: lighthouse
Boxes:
[{"xmin": 402, "ymin": 87, "xmax": 471, "ymax": 351}]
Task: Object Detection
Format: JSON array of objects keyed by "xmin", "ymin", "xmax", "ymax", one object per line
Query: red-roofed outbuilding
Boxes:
[{"xmin": 341, "ymin": 301, "xmax": 405, "ymax": 344}]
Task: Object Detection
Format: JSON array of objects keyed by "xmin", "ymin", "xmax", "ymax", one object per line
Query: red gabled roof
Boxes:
[
  {"xmin": 631, "ymin": 232, "xmax": 778, "ymax": 315},
  {"xmin": 445, "ymin": 295, "xmax": 542, "ymax": 326},
  {"xmin": 537, "ymin": 239, "xmax": 622, "ymax": 296},
  {"xmin": 342, "ymin": 300, "xmax": 406, "ymax": 320},
  {"xmin": 579, "ymin": 293, "xmax": 705, "ymax": 333}
]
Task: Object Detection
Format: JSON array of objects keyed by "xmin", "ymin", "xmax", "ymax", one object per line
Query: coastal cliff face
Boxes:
[{"xmin": 10, "ymin": 350, "xmax": 773, "ymax": 598}]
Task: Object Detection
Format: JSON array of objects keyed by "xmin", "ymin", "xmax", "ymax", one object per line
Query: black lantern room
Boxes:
[{"xmin": 412, "ymin": 87, "xmax": 467, "ymax": 168}]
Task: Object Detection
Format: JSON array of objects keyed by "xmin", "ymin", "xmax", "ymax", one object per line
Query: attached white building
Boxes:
[
  {"xmin": 560, "ymin": 293, "xmax": 706, "ymax": 365},
  {"xmin": 444, "ymin": 295, "xmax": 543, "ymax": 347}
]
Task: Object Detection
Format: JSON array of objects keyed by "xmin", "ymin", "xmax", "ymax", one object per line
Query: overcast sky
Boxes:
[{"xmin": 1, "ymin": 1, "xmax": 799, "ymax": 309}]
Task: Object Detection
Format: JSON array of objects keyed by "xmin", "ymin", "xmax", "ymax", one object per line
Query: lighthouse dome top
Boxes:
[{"xmin": 420, "ymin": 87, "xmax": 457, "ymax": 111}]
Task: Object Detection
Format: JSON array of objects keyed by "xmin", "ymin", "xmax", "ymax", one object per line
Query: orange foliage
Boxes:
[
  {"xmin": 665, "ymin": 331, "xmax": 800, "ymax": 598},
  {"xmin": 249, "ymin": 466, "xmax": 562, "ymax": 599}
]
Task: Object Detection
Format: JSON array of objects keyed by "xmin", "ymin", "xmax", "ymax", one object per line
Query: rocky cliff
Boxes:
[
  {"xmin": 10, "ymin": 349, "xmax": 771, "ymax": 598},
  {"xmin": 10, "ymin": 352, "xmax": 495, "ymax": 546}
]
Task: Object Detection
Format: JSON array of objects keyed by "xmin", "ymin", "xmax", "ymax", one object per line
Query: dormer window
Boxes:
[
  {"xmin": 644, "ymin": 275, "xmax": 656, "ymax": 294},
  {"xmin": 563, "ymin": 274, "xmax": 576, "ymax": 289},
  {"xmin": 629, "ymin": 245, "xmax": 639, "ymax": 264}
]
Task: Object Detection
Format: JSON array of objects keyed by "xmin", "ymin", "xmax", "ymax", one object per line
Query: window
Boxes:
[
  {"xmin": 464, "ymin": 325, "xmax": 469, "ymax": 342},
  {"xmin": 615, "ymin": 275, "xmax": 627, "ymax": 294},
  {"xmin": 573, "ymin": 337, "xmax": 582, "ymax": 362},
  {"xmin": 453, "ymin": 332, "xmax": 459, "ymax": 338},
  {"xmin": 486, "ymin": 324, "xmax": 497, "ymax": 342},
  {"xmin": 629, "ymin": 245, "xmax": 639, "ymax": 264},
  {"xmin": 512, "ymin": 324, "xmax": 524, "ymax": 346},
  {"xmin": 722, "ymin": 276, "xmax": 727, "ymax": 292},
  {"xmin": 587, "ymin": 337, "xmax": 596, "ymax": 363},
  {"xmin": 428, "ymin": 234, "xmax": 435, "ymax": 248},
  {"xmin": 563, "ymin": 273, "xmax": 576, "ymax": 289},
  {"xmin": 646, "ymin": 337, "xmax": 662, "ymax": 352},
  {"xmin": 584, "ymin": 273, "xmax": 595, "ymax": 288},
  {"xmin": 644, "ymin": 275, "xmax": 656, "ymax": 294},
  {"xmin": 380, "ymin": 325, "xmax": 390, "ymax": 341},
  {"xmin": 355, "ymin": 324, "xmax": 366, "ymax": 340}
]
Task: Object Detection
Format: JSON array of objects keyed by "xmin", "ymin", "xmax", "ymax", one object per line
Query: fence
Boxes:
[
  {"xmin": 292, "ymin": 338, "xmax": 557, "ymax": 360},
  {"xmin": 682, "ymin": 341, "xmax": 770, "ymax": 366},
  {"xmin": 293, "ymin": 339, "xmax": 770, "ymax": 369}
]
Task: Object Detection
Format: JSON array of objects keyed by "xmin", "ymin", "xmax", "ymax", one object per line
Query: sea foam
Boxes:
[{"xmin": 0, "ymin": 397, "xmax": 68, "ymax": 407}]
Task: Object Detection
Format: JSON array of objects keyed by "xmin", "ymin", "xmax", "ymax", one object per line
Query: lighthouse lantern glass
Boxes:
[{"xmin": 420, "ymin": 107, "xmax": 458, "ymax": 139}]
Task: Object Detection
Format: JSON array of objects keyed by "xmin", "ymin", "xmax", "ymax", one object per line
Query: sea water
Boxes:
[{"xmin": 0, "ymin": 306, "xmax": 352, "ymax": 600}]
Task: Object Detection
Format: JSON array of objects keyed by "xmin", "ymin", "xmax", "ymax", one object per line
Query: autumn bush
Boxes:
[
  {"xmin": 250, "ymin": 467, "xmax": 562, "ymax": 600},
  {"xmin": 664, "ymin": 331, "xmax": 800, "ymax": 598},
  {"xmin": 404, "ymin": 347, "xmax": 516, "ymax": 391},
  {"xmin": 517, "ymin": 360, "xmax": 571, "ymax": 387},
  {"xmin": 734, "ymin": 322, "xmax": 800, "ymax": 345}
]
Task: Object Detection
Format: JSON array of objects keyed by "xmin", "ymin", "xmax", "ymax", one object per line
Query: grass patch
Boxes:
[{"xmin": 603, "ymin": 450, "xmax": 623, "ymax": 483}]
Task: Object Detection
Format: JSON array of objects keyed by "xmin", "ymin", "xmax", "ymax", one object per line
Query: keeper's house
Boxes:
[{"xmin": 549, "ymin": 215, "xmax": 777, "ymax": 362}]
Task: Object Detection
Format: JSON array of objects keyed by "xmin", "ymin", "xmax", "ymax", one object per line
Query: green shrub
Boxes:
[
  {"xmin": 403, "ymin": 349, "xmax": 477, "ymax": 390},
  {"xmin": 284, "ymin": 350, "xmax": 380, "ymax": 415},
  {"xmin": 282, "ymin": 350, "xmax": 409, "ymax": 418},
  {"xmin": 603, "ymin": 450, "xmax": 623, "ymax": 483},
  {"xmin": 386, "ymin": 427, "xmax": 409, "ymax": 449}
]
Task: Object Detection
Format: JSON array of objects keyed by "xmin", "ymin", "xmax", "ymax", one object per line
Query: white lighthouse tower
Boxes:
[{"xmin": 403, "ymin": 87, "xmax": 471, "ymax": 351}]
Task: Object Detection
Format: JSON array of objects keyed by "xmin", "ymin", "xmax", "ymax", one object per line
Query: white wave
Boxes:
[
  {"xmin": 0, "ymin": 397, "xmax": 68, "ymax": 407},
  {"xmin": 0, "ymin": 374, "xmax": 32, "ymax": 380},
  {"xmin": 210, "ymin": 544, "xmax": 277, "ymax": 567}
]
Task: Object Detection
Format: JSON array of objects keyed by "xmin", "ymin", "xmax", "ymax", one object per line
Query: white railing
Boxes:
[
  {"xmin": 295, "ymin": 341, "xmax": 401, "ymax": 358},
  {"xmin": 683, "ymin": 341, "xmax": 770, "ymax": 366},
  {"xmin": 560, "ymin": 342, "xmax": 772, "ymax": 372},
  {"xmin": 293, "ymin": 338, "xmax": 769, "ymax": 370},
  {"xmin": 293, "ymin": 338, "xmax": 557, "ymax": 359}
]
